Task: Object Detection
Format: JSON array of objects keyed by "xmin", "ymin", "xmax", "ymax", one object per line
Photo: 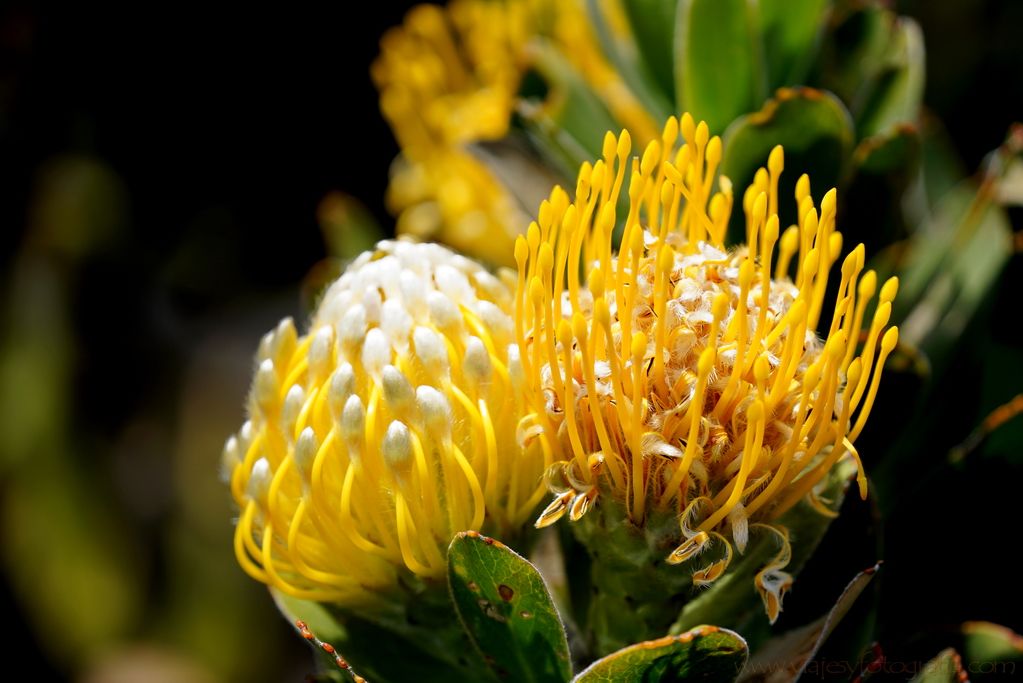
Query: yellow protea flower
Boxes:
[
  {"xmin": 225, "ymin": 240, "xmax": 547, "ymax": 605},
  {"xmin": 372, "ymin": 0, "xmax": 657, "ymax": 267},
  {"xmin": 515, "ymin": 114, "xmax": 898, "ymax": 622}
]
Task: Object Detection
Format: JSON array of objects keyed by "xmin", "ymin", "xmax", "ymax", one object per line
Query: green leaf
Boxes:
[
  {"xmin": 896, "ymin": 186, "xmax": 1012, "ymax": 370},
  {"xmin": 585, "ymin": 0, "xmax": 674, "ymax": 121},
  {"xmin": 720, "ymin": 87, "xmax": 854, "ymax": 242},
  {"xmin": 525, "ymin": 44, "xmax": 621, "ymax": 161},
  {"xmin": 448, "ymin": 531, "xmax": 572, "ymax": 683},
  {"xmin": 619, "ymin": 0, "xmax": 678, "ymax": 101},
  {"xmin": 760, "ymin": 0, "xmax": 831, "ymax": 89},
  {"xmin": 739, "ymin": 563, "xmax": 880, "ymax": 682},
  {"xmin": 852, "ymin": 125, "xmax": 921, "ymax": 176},
  {"xmin": 573, "ymin": 626, "xmax": 748, "ymax": 682},
  {"xmin": 909, "ymin": 648, "xmax": 967, "ymax": 683},
  {"xmin": 519, "ymin": 44, "xmax": 622, "ymax": 182},
  {"xmin": 274, "ymin": 588, "xmax": 497, "ymax": 683},
  {"xmin": 676, "ymin": 0, "xmax": 766, "ymax": 135},
  {"xmin": 813, "ymin": 5, "xmax": 893, "ymax": 118},
  {"xmin": 857, "ymin": 17, "xmax": 925, "ymax": 138},
  {"xmin": 961, "ymin": 622, "xmax": 1023, "ymax": 674}
]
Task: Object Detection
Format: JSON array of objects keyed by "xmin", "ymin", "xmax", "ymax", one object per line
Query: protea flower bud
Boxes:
[
  {"xmin": 224, "ymin": 240, "xmax": 546, "ymax": 612},
  {"xmin": 515, "ymin": 114, "xmax": 898, "ymax": 652}
]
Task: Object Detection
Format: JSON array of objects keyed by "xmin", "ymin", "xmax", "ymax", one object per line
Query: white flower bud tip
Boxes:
[
  {"xmin": 381, "ymin": 364, "xmax": 415, "ymax": 413},
  {"xmin": 294, "ymin": 427, "xmax": 319, "ymax": 475},
  {"xmin": 463, "ymin": 336, "xmax": 492, "ymax": 383},
  {"xmin": 361, "ymin": 328, "xmax": 391, "ymax": 374},
  {"xmin": 254, "ymin": 359, "xmax": 277, "ymax": 408},
  {"xmin": 416, "ymin": 384, "xmax": 451, "ymax": 437},
  {"xmin": 308, "ymin": 326, "xmax": 335, "ymax": 378},
  {"xmin": 412, "ymin": 326, "xmax": 449, "ymax": 373},
  {"xmin": 281, "ymin": 384, "xmax": 306, "ymax": 436},
  {"xmin": 328, "ymin": 363, "xmax": 355, "ymax": 418},
  {"xmin": 341, "ymin": 394, "xmax": 366, "ymax": 440},
  {"xmin": 381, "ymin": 420, "xmax": 413, "ymax": 472},
  {"xmin": 247, "ymin": 457, "xmax": 272, "ymax": 501}
]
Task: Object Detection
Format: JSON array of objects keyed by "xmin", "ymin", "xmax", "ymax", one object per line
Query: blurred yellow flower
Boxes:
[
  {"xmin": 225, "ymin": 240, "xmax": 546, "ymax": 605},
  {"xmin": 372, "ymin": 0, "xmax": 657, "ymax": 266},
  {"xmin": 516, "ymin": 114, "xmax": 899, "ymax": 622}
]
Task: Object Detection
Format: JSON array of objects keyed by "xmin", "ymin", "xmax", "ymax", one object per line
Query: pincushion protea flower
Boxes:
[
  {"xmin": 515, "ymin": 114, "xmax": 898, "ymax": 637},
  {"xmin": 224, "ymin": 240, "xmax": 547, "ymax": 605},
  {"xmin": 372, "ymin": 0, "xmax": 657, "ymax": 266}
]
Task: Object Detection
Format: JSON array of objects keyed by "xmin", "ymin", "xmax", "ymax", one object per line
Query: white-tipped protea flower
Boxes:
[
  {"xmin": 515, "ymin": 114, "xmax": 898, "ymax": 644},
  {"xmin": 225, "ymin": 240, "xmax": 547, "ymax": 606}
]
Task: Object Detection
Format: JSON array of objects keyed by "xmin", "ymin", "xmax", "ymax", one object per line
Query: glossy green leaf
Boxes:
[
  {"xmin": 760, "ymin": 0, "xmax": 831, "ymax": 88},
  {"xmin": 574, "ymin": 626, "xmax": 748, "ymax": 682},
  {"xmin": 620, "ymin": 0, "xmax": 678, "ymax": 101},
  {"xmin": 720, "ymin": 87, "xmax": 854, "ymax": 242},
  {"xmin": 857, "ymin": 17, "xmax": 925, "ymax": 138},
  {"xmin": 676, "ymin": 0, "xmax": 765, "ymax": 135},
  {"xmin": 739, "ymin": 563, "xmax": 880, "ymax": 682},
  {"xmin": 909, "ymin": 648, "xmax": 967, "ymax": 683},
  {"xmin": 448, "ymin": 531, "xmax": 572, "ymax": 683}
]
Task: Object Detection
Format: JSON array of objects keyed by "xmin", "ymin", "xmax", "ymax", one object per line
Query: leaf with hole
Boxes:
[{"xmin": 448, "ymin": 531, "xmax": 572, "ymax": 683}]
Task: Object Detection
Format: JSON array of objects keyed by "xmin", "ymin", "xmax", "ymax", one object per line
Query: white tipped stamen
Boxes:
[
  {"xmin": 272, "ymin": 317, "xmax": 298, "ymax": 365},
  {"xmin": 254, "ymin": 359, "xmax": 277, "ymax": 409},
  {"xmin": 435, "ymin": 264, "xmax": 472, "ymax": 303},
  {"xmin": 413, "ymin": 325, "xmax": 449, "ymax": 374},
  {"xmin": 281, "ymin": 384, "xmax": 306, "ymax": 438},
  {"xmin": 361, "ymin": 328, "xmax": 391, "ymax": 374},
  {"xmin": 428, "ymin": 291, "xmax": 462, "ymax": 330},
  {"xmin": 338, "ymin": 304, "xmax": 367, "ymax": 347},
  {"xmin": 308, "ymin": 326, "xmax": 335, "ymax": 378},
  {"xmin": 247, "ymin": 457, "xmax": 272, "ymax": 501},
  {"xmin": 381, "ymin": 420, "xmax": 413, "ymax": 473},
  {"xmin": 416, "ymin": 385, "xmax": 452, "ymax": 439},
  {"xmin": 328, "ymin": 363, "xmax": 355, "ymax": 419},
  {"xmin": 382, "ymin": 364, "xmax": 415, "ymax": 415},
  {"xmin": 463, "ymin": 336, "xmax": 492, "ymax": 385},
  {"xmin": 380, "ymin": 299, "xmax": 413, "ymax": 345},
  {"xmin": 294, "ymin": 427, "xmax": 319, "ymax": 476},
  {"xmin": 220, "ymin": 436, "xmax": 239, "ymax": 483},
  {"xmin": 341, "ymin": 395, "xmax": 366, "ymax": 446}
]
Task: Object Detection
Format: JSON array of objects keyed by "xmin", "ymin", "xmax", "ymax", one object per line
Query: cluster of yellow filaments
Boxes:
[
  {"xmin": 516, "ymin": 114, "xmax": 899, "ymax": 621},
  {"xmin": 225, "ymin": 240, "xmax": 547, "ymax": 604},
  {"xmin": 372, "ymin": 0, "xmax": 657, "ymax": 267}
]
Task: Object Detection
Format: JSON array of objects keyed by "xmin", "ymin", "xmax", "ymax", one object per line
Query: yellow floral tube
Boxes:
[
  {"xmin": 515, "ymin": 114, "xmax": 898, "ymax": 624},
  {"xmin": 224, "ymin": 240, "xmax": 547, "ymax": 606}
]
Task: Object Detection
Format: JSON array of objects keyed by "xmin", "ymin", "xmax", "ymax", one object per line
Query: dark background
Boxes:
[{"xmin": 1, "ymin": 1, "xmax": 1020, "ymax": 680}]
